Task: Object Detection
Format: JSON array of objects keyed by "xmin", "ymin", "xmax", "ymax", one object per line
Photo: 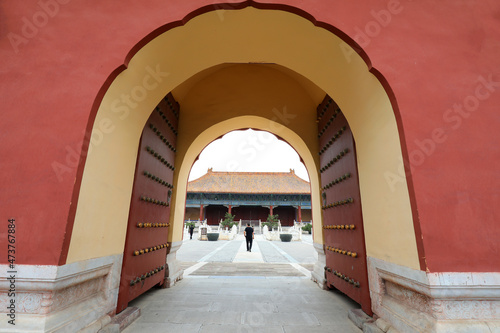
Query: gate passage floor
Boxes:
[{"xmin": 123, "ymin": 234, "xmax": 361, "ymax": 333}]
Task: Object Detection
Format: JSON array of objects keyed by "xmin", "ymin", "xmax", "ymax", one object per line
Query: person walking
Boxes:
[
  {"xmin": 244, "ymin": 223, "xmax": 254, "ymax": 252},
  {"xmin": 189, "ymin": 224, "xmax": 195, "ymax": 240}
]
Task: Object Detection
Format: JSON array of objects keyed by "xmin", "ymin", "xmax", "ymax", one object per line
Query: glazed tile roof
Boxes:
[{"xmin": 187, "ymin": 169, "xmax": 311, "ymax": 194}]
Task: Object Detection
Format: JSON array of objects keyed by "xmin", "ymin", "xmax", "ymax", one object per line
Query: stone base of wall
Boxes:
[
  {"xmin": 368, "ymin": 257, "xmax": 500, "ymax": 333},
  {"xmin": 164, "ymin": 241, "xmax": 184, "ymax": 288},
  {"xmin": 0, "ymin": 255, "xmax": 122, "ymax": 333},
  {"xmin": 0, "ymin": 246, "xmax": 185, "ymax": 333},
  {"xmin": 311, "ymin": 242, "xmax": 328, "ymax": 290}
]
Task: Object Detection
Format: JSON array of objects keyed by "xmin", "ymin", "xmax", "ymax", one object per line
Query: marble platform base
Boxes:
[
  {"xmin": 311, "ymin": 242, "xmax": 328, "ymax": 290},
  {"xmin": 164, "ymin": 241, "xmax": 184, "ymax": 288},
  {"xmin": 0, "ymin": 254, "xmax": 122, "ymax": 333},
  {"xmin": 368, "ymin": 257, "xmax": 500, "ymax": 333}
]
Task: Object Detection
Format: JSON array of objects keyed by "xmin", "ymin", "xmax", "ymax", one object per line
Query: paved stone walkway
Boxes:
[
  {"xmin": 123, "ymin": 233, "xmax": 361, "ymax": 333},
  {"xmin": 188, "ymin": 263, "xmax": 306, "ymax": 277}
]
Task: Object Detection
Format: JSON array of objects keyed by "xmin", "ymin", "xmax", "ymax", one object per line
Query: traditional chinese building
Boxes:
[{"xmin": 185, "ymin": 169, "xmax": 312, "ymax": 225}]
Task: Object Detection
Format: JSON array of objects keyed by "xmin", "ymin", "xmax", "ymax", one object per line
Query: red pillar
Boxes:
[
  {"xmin": 228, "ymin": 205, "xmax": 232, "ymax": 214},
  {"xmin": 199, "ymin": 204, "xmax": 204, "ymax": 221},
  {"xmin": 298, "ymin": 205, "xmax": 302, "ymax": 222},
  {"xmin": 270, "ymin": 205, "xmax": 273, "ymax": 215}
]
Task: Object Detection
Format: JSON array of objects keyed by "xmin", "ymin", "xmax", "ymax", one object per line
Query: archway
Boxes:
[
  {"xmin": 64, "ymin": 4, "xmax": 421, "ymax": 314},
  {"xmin": 175, "ymin": 115, "xmax": 319, "ymax": 245},
  {"xmin": 177, "ymin": 116, "xmax": 318, "ymax": 228},
  {"xmin": 184, "ymin": 128, "xmax": 312, "ymax": 225}
]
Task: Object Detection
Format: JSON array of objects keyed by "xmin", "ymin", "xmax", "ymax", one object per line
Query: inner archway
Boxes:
[
  {"xmin": 65, "ymin": 5, "xmax": 421, "ymax": 308},
  {"xmin": 185, "ymin": 128, "xmax": 311, "ymax": 225},
  {"xmin": 178, "ymin": 122, "xmax": 312, "ymax": 226}
]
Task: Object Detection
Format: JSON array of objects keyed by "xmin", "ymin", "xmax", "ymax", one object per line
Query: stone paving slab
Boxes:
[
  {"xmin": 124, "ymin": 277, "xmax": 362, "ymax": 333},
  {"xmin": 199, "ymin": 325, "xmax": 284, "ymax": 333},
  {"xmin": 269, "ymin": 240, "xmax": 318, "ymax": 263},
  {"xmin": 124, "ymin": 235, "xmax": 361, "ymax": 333},
  {"xmin": 187, "ymin": 262, "xmax": 307, "ymax": 277},
  {"xmin": 299, "ymin": 263, "xmax": 314, "ymax": 271},
  {"xmin": 177, "ymin": 237, "xmax": 226, "ymax": 261},
  {"xmin": 257, "ymin": 240, "xmax": 290, "ymax": 263},
  {"xmin": 140, "ymin": 310, "xmax": 243, "ymax": 326},
  {"xmin": 145, "ymin": 300, "xmax": 213, "ymax": 312},
  {"xmin": 233, "ymin": 239, "xmax": 264, "ymax": 262},
  {"xmin": 283, "ymin": 324, "xmax": 360, "ymax": 333},
  {"xmin": 122, "ymin": 322, "xmax": 201, "ymax": 333},
  {"xmin": 241, "ymin": 311, "xmax": 320, "ymax": 326},
  {"xmin": 180, "ymin": 261, "xmax": 198, "ymax": 271},
  {"xmin": 210, "ymin": 301, "xmax": 277, "ymax": 313},
  {"xmin": 204, "ymin": 239, "xmax": 243, "ymax": 262}
]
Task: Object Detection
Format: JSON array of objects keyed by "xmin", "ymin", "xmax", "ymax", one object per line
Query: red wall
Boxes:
[{"xmin": 1, "ymin": 0, "xmax": 499, "ymax": 271}]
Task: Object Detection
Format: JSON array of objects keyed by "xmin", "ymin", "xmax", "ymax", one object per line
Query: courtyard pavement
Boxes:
[{"xmin": 123, "ymin": 233, "xmax": 361, "ymax": 333}]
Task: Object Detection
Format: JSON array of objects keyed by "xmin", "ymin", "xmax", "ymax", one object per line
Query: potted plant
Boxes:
[
  {"xmin": 262, "ymin": 214, "xmax": 279, "ymax": 231},
  {"xmin": 220, "ymin": 212, "xmax": 237, "ymax": 230},
  {"xmin": 302, "ymin": 223, "xmax": 312, "ymax": 234}
]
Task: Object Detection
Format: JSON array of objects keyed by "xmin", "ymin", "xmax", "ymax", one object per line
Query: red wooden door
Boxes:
[
  {"xmin": 116, "ymin": 93, "xmax": 179, "ymax": 313},
  {"xmin": 274, "ymin": 206, "xmax": 295, "ymax": 226},
  {"xmin": 317, "ymin": 95, "xmax": 372, "ymax": 315},
  {"xmin": 233, "ymin": 206, "xmax": 269, "ymax": 222},
  {"xmin": 206, "ymin": 205, "xmax": 227, "ymax": 225}
]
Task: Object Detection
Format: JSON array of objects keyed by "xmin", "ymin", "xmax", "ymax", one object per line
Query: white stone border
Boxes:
[
  {"xmin": 311, "ymin": 242, "xmax": 327, "ymax": 289},
  {"xmin": 0, "ymin": 254, "xmax": 122, "ymax": 333},
  {"xmin": 367, "ymin": 257, "xmax": 500, "ymax": 333},
  {"xmin": 165, "ymin": 241, "xmax": 184, "ymax": 288}
]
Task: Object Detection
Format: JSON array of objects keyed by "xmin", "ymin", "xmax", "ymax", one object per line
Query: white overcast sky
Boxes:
[{"xmin": 188, "ymin": 129, "xmax": 310, "ymax": 182}]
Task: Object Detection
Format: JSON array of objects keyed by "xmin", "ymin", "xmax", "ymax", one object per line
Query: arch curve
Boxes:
[
  {"xmin": 123, "ymin": 1, "xmax": 372, "ymax": 68},
  {"xmin": 172, "ymin": 116, "xmax": 320, "ymax": 238},
  {"xmin": 64, "ymin": 5, "xmax": 422, "ymax": 271}
]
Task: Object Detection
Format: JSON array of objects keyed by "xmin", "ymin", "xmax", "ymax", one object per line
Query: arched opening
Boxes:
[
  {"xmin": 179, "ymin": 128, "xmax": 316, "ymax": 279},
  {"xmin": 63, "ymin": 4, "xmax": 422, "ymax": 315},
  {"xmin": 188, "ymin": 129, "xmax": 310, "ymax": 182},
  {"xmin": 184, "ymin": 128, "xmax": 311, "ymax": 226},
  {"xmin": 176, "ymin": 114, "xmax": 320, "ymax": 240}
]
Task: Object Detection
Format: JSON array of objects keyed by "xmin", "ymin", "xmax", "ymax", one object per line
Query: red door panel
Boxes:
[
  {"xmin": 274, "ymin": 206, "xmax": 295, "ymax": 226},
  {"xmin": 206, "ymin": 205, "xmax": 227, "ymax": 225},
  {"xmin": 317, "ymin": 95, "xmax": 372, "ymax": 315},
  {"xmin": 116, "ymin": 93, "xmax": 179, "ymax": 313},
  {"xmin": 233, "ymin": 206, "xmax": 269, "ymax": 222}
]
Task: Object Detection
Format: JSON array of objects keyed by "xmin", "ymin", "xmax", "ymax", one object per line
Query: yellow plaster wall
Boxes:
[
  {"xmin": 66, "ymin": 7, "xmax": 420, "ymax": 270},
  {"xmin": 168, "ymin": 64, "xmax": 322, "ymax": 242}
]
